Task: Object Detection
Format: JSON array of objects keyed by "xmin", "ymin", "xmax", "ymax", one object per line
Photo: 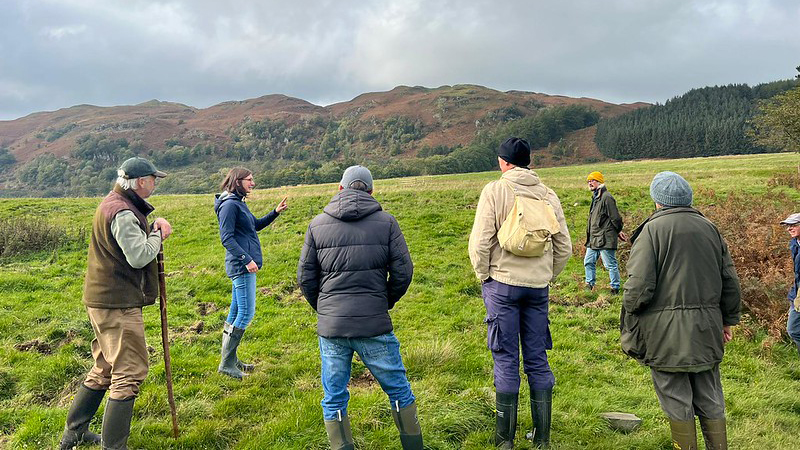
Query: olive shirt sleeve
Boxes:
[
  {"xmin": 718, "ymin": 237, "xmax": 742, "ymax": 326},
  {"xmin": 110, "ymin": 210, "xmax": 162, "ymax": 269},
  {"xmin": 605, "ymin": 194, "xmax": 624, "ymax": 233}
]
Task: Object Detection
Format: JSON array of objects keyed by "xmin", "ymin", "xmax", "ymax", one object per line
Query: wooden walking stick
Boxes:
[{"xmin": 157, "ymin": 245, "xmax": 180, "ymax": 438}]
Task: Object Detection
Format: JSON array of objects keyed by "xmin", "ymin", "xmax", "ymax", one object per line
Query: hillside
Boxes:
[
  {"xmin": 0, "ymin": 85, "xmax": 646, "ymax": 197},
  {"xmin": 0, "ymin": 153, "xmax": 799, "ymax": 449}
]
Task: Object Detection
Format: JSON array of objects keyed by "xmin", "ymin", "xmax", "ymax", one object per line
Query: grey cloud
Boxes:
[{"xmin": 0, "ymin": 0, "xmax": 798, "ymax": 120}]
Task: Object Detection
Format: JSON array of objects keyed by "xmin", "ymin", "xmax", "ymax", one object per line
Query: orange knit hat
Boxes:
[{"xmin": 586, "ymin": 171, "xmax": 604, "ymax": 183}]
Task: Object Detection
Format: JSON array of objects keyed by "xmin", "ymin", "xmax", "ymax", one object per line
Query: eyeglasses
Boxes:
[
  {"xmin": 239, "ymin": 177, "xmax": 254, "ymax": 182},
  {"xmin": 786, "ymin": 224, "xmax": 800, "ymax": 229}
]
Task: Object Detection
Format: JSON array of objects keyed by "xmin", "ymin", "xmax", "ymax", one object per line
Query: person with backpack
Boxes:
[
  {"xmin": 297, "ymin": 165, "xmax": 422, "ymax": 450},
  {"xmin": 468, "ymin": 138, "xmax": 572, "ymax": 449},
  {"xmin": 584, "ymin": 171, "xmax": 626, "ymax": 294},
  {"xmin": 214, "ymin": 168, "xmax": 287, "ymax": 380},
  {"xmin": 620, "ymin": 171, "xmax": 741, "ymax": 450}
]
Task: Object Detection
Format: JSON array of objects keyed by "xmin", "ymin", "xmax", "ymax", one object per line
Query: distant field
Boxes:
[{"xmin": 0, "ymin": 152, "xmax": 799, "ymax": 449}]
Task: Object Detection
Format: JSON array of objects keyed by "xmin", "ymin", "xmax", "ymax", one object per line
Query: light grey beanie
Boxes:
[
  {"xmin": 340, "ymin": 165, "xmax": 373, "ymax": 191},
  {"xmin": 650, "ymin": 171, "xmax": 693, "ymax": 207}
]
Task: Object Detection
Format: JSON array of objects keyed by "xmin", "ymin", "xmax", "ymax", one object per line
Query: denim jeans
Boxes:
[
  {"xmin": 788, "ymin": 304, "xmax": 800, "ymax": 345},
  {"xmin": 482, "ymin": 279, "xmax": 555, "ymax": 392},
  {"xmin": 227, "ymin": 273, "xmax": 256, "ymax": 329},
  {"xmin": 318, "ymin": 332, "xmax": 415, "ymax": 420},
  {"xmin": 584, "ymin": 248, "xmax": 621, "ymax": 289}
]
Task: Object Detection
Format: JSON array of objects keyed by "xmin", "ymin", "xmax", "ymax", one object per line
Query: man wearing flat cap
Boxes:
[
  {"xmin": 298, "ymin": 165, "xmax": 422, "ymax": 450},
  {"xmin": 584, "ymin": 171, "xmax": 626, "ymax": 294},
  {"xmin": 621, "ymin": 171, "xmax": 741, "ymax": 450},
  {"xmin": 60, "ymin": 157, "xmax": 171, "ymax": 450},
  {"xmin": 469, "ymin": 137, "xmax": 572, "ymax": 448},
  {"xmin": 779, "ymin": 212, "xmax": 800, "ymax": 358}
]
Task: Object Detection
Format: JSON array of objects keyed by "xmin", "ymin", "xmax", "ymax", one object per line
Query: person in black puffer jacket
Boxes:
[{"xmin": 298, "ymin": 165, "xmax": 421, "ymax": 450}]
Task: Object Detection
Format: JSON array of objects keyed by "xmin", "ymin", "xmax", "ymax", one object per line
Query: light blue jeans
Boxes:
[
  {"xmin": 318, "ymin": 332, "xmax": 415, "ymax": 420},
  {"xmin": 584, "ymin": 248, "xmax": 621, "ymax": 289},
  {"xmin": 227, "ymin": 273, "xmax": 256, "ymax": 329}
]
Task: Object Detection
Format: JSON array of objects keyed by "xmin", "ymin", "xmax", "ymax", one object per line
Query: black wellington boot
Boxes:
[
  {"xmin": 59, "ymin": 384, "xmax": 106, "ymax": 449},
  {"xmin": 495, "ymin": 391, "xmax": 518, "ymax": 449},
  {"xmin": 218, "ymin": 323, "xmax": 246, "ymax": 379},
  {"xmin": 324, "ymin": 410, "xmax": 355, "ymax": 450},
  {"xmin": 530, "ymin": 389, "xmax": 552, "ymax": 449},
  {"xmin": 391, "ymin": 401, "xmax": 423, "ymax": 450},
  {"xmin": 101, "ymin": 397, "xmax": 135, "ymax": 450},
  {"xmin": 699, "ymin": 417, "xmax": 727, "ymax": 450}
]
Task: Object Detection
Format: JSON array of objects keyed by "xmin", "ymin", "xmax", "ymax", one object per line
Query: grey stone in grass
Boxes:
[{"xmin": 600, "ymin": 412, "xmax": 642, "ymax": 432}]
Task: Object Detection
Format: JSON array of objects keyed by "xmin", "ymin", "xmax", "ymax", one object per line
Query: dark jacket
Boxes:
[
  {"xmin": 83, "ymin": 185, "xmax": 159, "ymax": 308},
  {"xmin": 585, "ymin": 185, "xmax": 623, "ymax": 250},
  {"xmin": 214, "ymin": 191, "xmax": 279, "ymax": 278},
  {"xmin": 297, "ymin": 189, "xmax": 414, "ymax": 338},
  {"xmin": 789, "ymin": 238, "xmax": 799, "ymax": 302},
  {"xmin": 620, "ymin": 207, "xmax": 741, "ymax": 371}
]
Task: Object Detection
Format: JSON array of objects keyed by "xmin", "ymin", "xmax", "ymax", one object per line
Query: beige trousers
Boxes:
[{"xmin": 83, "ymin": 307, "xmax": 149, "ymax": 400}]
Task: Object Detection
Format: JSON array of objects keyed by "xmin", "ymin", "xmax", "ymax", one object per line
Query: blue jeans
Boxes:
[
  {"xmin": 584, "ymin": 248, "xmax": 621, "ymax": 289},
  {"xmin": 788, "ymin": 304, "xmax": 800, "ymax": 345},
  {"xmin": 227, "ymin": 273, "xmax": 256, "ymax": 329},
  {"xmin": 482, "ymin": 280, "xmax": 555, "ymax": 392},
  {"xmin": 318, "ymin": 332, "xmax": 415, "ymax": 420}
]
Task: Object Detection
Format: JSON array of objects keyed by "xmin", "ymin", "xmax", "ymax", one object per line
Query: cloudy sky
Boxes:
[{"xmin": 1, "ymin": 0, "xmax": 798, "ymax": 120}]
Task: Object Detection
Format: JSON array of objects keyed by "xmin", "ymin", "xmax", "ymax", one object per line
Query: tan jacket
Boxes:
[{"xmin": 469, "ymin": 167, "xmax": 572, "ymax": 288}]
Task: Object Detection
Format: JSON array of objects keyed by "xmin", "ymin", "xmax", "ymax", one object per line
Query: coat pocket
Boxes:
[
  {"xmin": 484, "ymin": 314, "xmax": 502, "ymax": 352},
  {"xmin": 620, "ymin": 310, "xmax": 646, "ymax": 360}
]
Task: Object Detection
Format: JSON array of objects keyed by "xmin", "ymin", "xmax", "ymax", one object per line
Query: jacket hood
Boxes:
[
  {"xmin": 323, "ymin": 189, "xmax": 382, "ymax": 221},
  {"xmin": 501, "ymin": 167, "xmax": 542, "ymax": 186},
  {"xmin": 213, "ymin": 190, "xmax": 242, "ymax": 215}
]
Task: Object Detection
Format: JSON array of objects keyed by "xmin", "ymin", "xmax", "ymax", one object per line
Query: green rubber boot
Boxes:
[
  {"xmin": 218, "ymin": 323, "xmax": 246, "ymax": 379},
  {"xmin": 324, "ymin": 410, "xmax": 354, "ymax": 450},
  {"xmin": 699, "ymin": 417, "xmax": 727, "ymax": 450},
  {"xmin": 101, "ymin": 397, "xmax": 135, "ymax": 450},
  {"xmin": 495, "ymin": 391, "xmax": 518, "ymax": 449},
  {"xmin": 668, "ymin": 419, "xmax": 698, "ymax": 450},
  {"xmin": 59, "ymin": 384, "xmax": 105, "ymax": 449},
  {"xmin": 390, "ymin": 401, "xmax": 423, "ymax": 449}
]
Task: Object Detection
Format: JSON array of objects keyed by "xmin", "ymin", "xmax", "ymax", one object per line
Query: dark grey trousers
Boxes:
[{"xmin": 650, "ymin": 364, "xmax": 726, "ymax": 421}]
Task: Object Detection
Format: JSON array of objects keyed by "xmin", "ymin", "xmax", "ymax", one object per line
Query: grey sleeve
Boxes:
[{"xmin": 110, "ymin": 210, "xmax": 162, "ymax": 269}]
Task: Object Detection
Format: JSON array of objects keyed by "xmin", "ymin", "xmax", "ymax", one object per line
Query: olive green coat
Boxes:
[
  {"xmin": 585, "ymin": 185, "xmax": 623, "ymax": 250},
  {"xmin": 620, "ymin": 207, "xmax": 741, "ymax": 372}
]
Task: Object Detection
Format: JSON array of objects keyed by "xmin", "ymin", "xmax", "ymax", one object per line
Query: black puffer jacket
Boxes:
[{"xmin": 297, "ymin": 189, "xmax": 413, "ymax": 338}]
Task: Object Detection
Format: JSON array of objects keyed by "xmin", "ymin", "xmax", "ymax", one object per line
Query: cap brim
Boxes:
[
  {"xmin": 780, "ymin": 220, "xmax": 799, "ymax": 225},
  {"xmin": 153, "ymin": 170, "xmax": 168, "ymax": 178}
]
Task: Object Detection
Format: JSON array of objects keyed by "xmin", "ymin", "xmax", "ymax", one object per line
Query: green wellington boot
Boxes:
[
  {"xmin": 699, "ymin": 417, "xmax": 727, "ymax": 450},
  {"xmin": 391, "ymin": 401, "xmax": 423, "ymax": 449},
  {"xmin": 101, "ymin": 398, "xmax": 135, "ymax": 450},
  {"xmin": 218, "ymin": 323, "xmax": 246, "ymax": 379},
  {"xmin": 324, "ymin": 411, "xmax": 355, "ymax": 450},
  {"xmin": 59, "ymin": 384, "xmax": 105, "ymax": 449},
  {"xmin": 222, "ymin": 322, "xmax": 254, "ymax": 372},
  {"xmin": 495, "ymin": 391, "xmax": 518, "ymax": 449},
  {"xmin": 668, "ymin": 419, "xmax": 698, "ymax": 450},
  {"xmin": 530, "ymin": 389, "xmax": 552, "ymax": 449}
]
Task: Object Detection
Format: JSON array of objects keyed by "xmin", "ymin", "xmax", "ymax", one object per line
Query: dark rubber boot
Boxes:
[
  {"xmin": 795, "ymin": 341, "xmax": 800, "ymax": 359},
  {"xmin": 324, "ymin": 411, "xmax": 355, "ymax": 450},
  {"xmin": 668, "ymin": 419, "xmax": 698, "ymax": 450},
  {"xmin": 495, "ymin": 391, "xmax": 518, "ymax": 449},
  {"xmin": 531, "ymin": 389, "xmax": 552, "ymax": 449},
  {"xmin": 222, "ymin": 322, "xmax": 254, "ymax": 372},
  {"xmin": 391, "ymin": 401, "xmax": 423, "ymax": 450},
  {"xmin": 699, "ymin": 417, "xmax": 727, "ymax": 450},
  {"xmin": 101, "ymin": 398, "xmax": 135, "ymax": 450},
  {"xmin": 59, "ymin": 384, "xmax": 105, "ymax": 449},
  {"xmin": 218, "ymin": 323, "xmax": 246, "ymax": 379}
]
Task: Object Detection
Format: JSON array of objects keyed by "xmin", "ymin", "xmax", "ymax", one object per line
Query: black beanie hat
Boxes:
[{"xmin": 498, "ymin": 137, "xmax": 531, "ymax": 168}]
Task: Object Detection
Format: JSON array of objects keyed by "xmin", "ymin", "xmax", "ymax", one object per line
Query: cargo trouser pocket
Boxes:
[{"xmin": 485, "ymin": 314, "xmax": 501, "ymax": 351}]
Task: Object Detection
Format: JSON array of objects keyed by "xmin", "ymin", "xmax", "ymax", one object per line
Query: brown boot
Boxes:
[
  {"xmin": 699, "ymin": 417, "xmax": 727, "ymax": 450},
  {"xmin": 668, "ymin": 419, "xmax": 698, "ymax": 450}
]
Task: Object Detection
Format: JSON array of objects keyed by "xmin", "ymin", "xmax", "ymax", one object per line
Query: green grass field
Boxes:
[{"xmin": 1, "ymin": 153, "xmax": 799, "ymax": 449}]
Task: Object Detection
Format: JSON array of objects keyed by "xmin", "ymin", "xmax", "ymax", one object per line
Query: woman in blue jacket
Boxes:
[{"xmin": 214, "ymin": 168, "xmax": 288, "ymax": 379}]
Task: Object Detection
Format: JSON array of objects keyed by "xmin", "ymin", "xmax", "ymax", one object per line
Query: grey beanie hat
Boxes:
[
  {"xmin": 340, "ymin": 165, "xmax": 373, "ymax": 191},
  {"xmin": 650, "ymin": 171, "xmax": 693, "ymax": 207}
]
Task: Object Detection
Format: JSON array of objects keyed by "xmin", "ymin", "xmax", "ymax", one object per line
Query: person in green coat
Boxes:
[{"xmin": 620, "ymin": 171, "xmax": 741, "ymax": 450}]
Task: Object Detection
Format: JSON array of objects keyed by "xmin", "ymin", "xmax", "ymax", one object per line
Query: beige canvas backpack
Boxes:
[{"xmin": 497, "ymin": 179, "xmax": 561, "ymax": 257}]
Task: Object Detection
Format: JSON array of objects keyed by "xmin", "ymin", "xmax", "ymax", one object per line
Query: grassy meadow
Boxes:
[{"xmin": 1, "ymin": 152, "xmax": 799, "ymax": 449}]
